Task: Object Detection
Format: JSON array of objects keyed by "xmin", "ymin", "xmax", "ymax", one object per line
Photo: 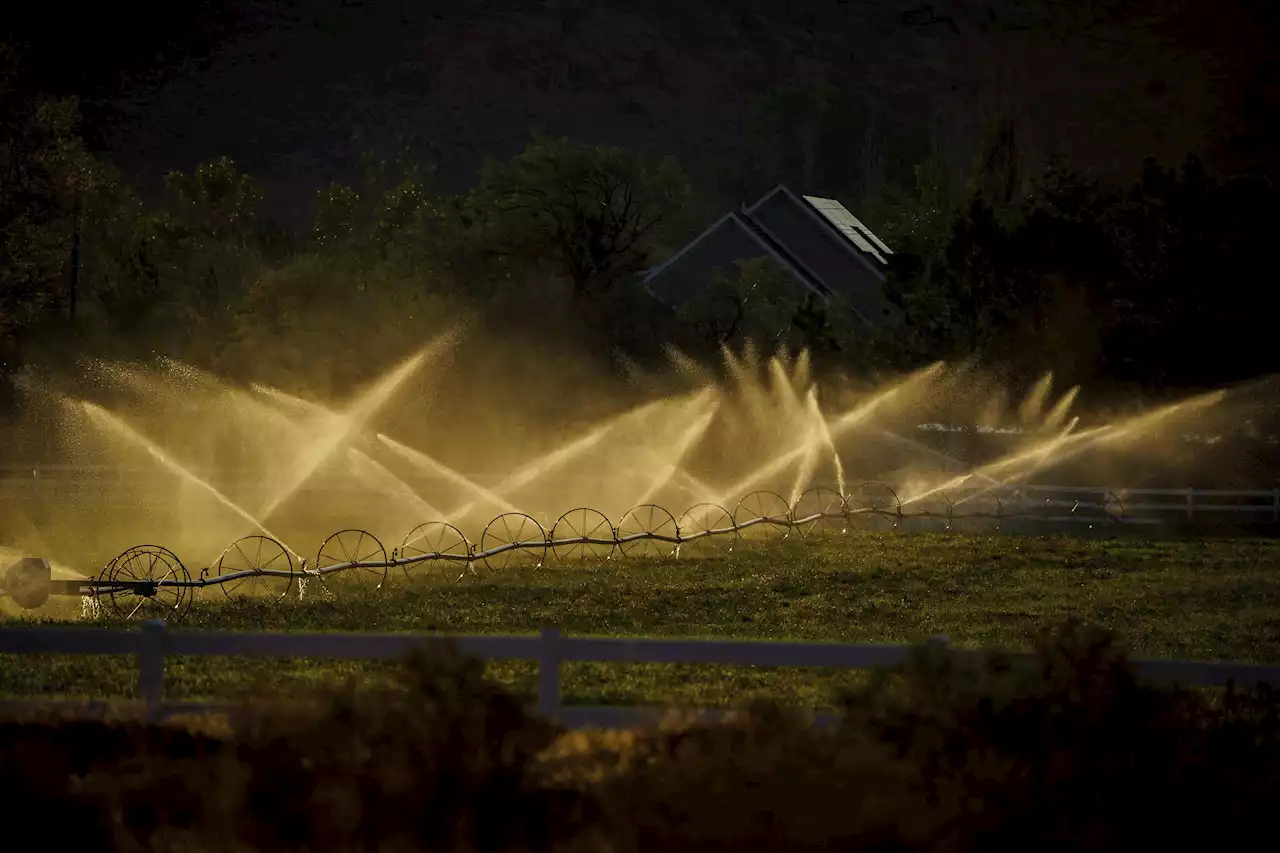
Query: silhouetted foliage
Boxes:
[
  {"xmin": 880, "ymin": 148, "xmax": 1280, "ymax": 390},
  {"xmin": 4, "ymin": 621, "xmax": 1280, "ymax": 851},
  {"xmin": 3, "ymin": 57, "xmax": 1280, "ymax": 404},
  {"xmin": 474, "ymin": 133, "xmax": 691, "ymax": 299},
  {"xmin": 670, "ymin": 258, "xmax": 869, "ymax": 371}
]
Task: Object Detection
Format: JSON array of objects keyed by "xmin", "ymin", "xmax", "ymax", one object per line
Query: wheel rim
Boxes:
[
  {"xmin": 550, "ymin": 508, "xmax": 615, "ymax": 564},
  {"xmin": 215, "ymin": 535, "xmax": 295, "ymax": 601},
  {"xmin": 316, "ymin": 530, "xmax": 388, "ymax": 589}
]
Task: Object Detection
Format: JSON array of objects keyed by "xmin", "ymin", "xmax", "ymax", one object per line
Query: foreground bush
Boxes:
[{"xmin": 2, "ymin": 622, "xmax": 1279, "ymax": 851}]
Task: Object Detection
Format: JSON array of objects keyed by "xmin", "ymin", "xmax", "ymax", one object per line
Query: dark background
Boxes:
[
  {"xmin": 4, "ymin": 0, "xmax": 1280, "ymax": 412},
  {"xmin": 8, "ymin": 1, "xmax": 1276, "ymax": 223}
]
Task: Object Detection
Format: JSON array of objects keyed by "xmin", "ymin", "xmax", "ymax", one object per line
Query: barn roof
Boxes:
[{"xmin": 640, "ymin": 184, "xmax": 893, "ymax": 324}]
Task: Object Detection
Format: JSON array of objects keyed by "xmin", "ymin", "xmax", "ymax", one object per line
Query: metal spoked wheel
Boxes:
[
  {"xmin": 214, "ymin": 535, "xmax": 295, "ymax": 602},
  {"xmin": 791, "ymin": 486, "xmax": 847, "ymax": 537},
  {"xmin": 733, "ymin": 490, "xmax": 791, "ymax": 544},
  {"xmin": 911, "ymin": 490, "xmax": 954, "ymax": 532},
  {"xmin": 846, "ymin": 482, "xmax": 902, "ymax": 531},
  {"xmin": 100, "ymin": 545, "xmax": 194, "ymax": 622},
  {"xmin": 316, "ymin": 529, "xmax": 388, "ymax": 590},
  {"xmin": 480, "ymin": 513, "xmax": 547, "ymax": 572},
  {"xmin": 401, "ymin": 522, "xmax": 472, "ymax": 581},
  {"xmin": 616, "ymin": 504, "xmax": 679, "ymax": 558},
  {"xmin": 550, "ymin": 508, "xmax": 615, "ymax": 565},
  {"xmin": 676, "ymin": 503, "xmax": 735, "ymax": 558}
]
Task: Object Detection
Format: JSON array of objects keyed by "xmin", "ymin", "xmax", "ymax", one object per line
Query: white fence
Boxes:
[
  {"xmin": 3, "ymin": 464, "xmax": 1279, "ymax": 527},
  {"xmin": 1000, "ymin": 485, "xmax": 1280, "ymax": 526},
  {"xmin": 2, "ymin": 621, "xmax": 1279, "ymax": 729}
]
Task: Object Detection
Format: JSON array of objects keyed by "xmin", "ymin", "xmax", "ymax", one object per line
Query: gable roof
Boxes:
[
  {"xmin": 744, "ymin": 184, "xmax": 891, "ymax": 280},
  {"xmin": 639, "ymin": 184, "xmax": 890, "ymax": 327},
  {"xmin": 640, "ymin": 211, "xmax": 833, "ymax": 301},
  {"xmin": 802, "ymin": 195, "xmax": 894, "ymax": 264}
]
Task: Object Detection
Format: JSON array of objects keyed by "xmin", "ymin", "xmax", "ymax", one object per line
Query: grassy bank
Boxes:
[{"xmin": 4, "ymin": 530, "xmax": 1280, "ymax": 708}]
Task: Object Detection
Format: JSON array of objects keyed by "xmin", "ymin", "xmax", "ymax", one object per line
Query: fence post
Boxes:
[
  {"xmin": 1186, "ymin": 488, "xmax": 1195, "ymax": 522},
  {"xmin": 537, "ymin": 627, "xmax": 562, "ymax": 720},
  {"xmin": 138, "ymin": 619, "xmax": 167, "ymax": 725},
  {"xmin": 923, "ymin": 635, "xmax": 950, "ymax": 663}
]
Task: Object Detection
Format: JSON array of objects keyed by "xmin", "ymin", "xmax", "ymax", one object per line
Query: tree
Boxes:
[
  {"xmin": 1095, "ymin": 154, "xmax": 1280, "ymax": 388},
  {"xmin": 146, "ymin": 156, "xmax": 266, "ymax": 343},
  {"xmin": 0, "ymin": 48, "xmax": 208, "ymax": 377},
  {"xmin": 310, "ymin": 134, "xmax": 443, "ymax": 269},
  {"xmin": 878, "ymin": 145, "xmax": 1280, "ymax": 391},
  {"xmin": 966, "ymin": 116, "xmax": 1024, "ymax": 212},
  {"xmin": 742, "ymin": 83, "xmax": 850, "ymax": 194},
  {"xmin": 474, "ymin": 133, "xmax": 690, "ymax": 298},
  {"xmin": 219, "ymin": 252, "xmax": 457, "ymax": 397},
  {"xmin": 884, "ymin": 191, "xmax": 1031, "ymax": 361},
  {"xmin": 311, "ymin": 182, "xmax": 363, "ymax": 253},
  {"xmin": 732, "ymin": 81, "xmax": 915, "ymax": 213},
  {"xmin": 162, "ymin": 155, "xmax": 262, "ymax": 244},
  {"xmin": 674, "ymin": 256, "xmax": 872, "ymax": 365},
  {"xmin": 676, "ymin": 258, "xmax": 796, "ymax": 351},
  {"xmin": 2, "ymin": 85, "xmax": 61, "ymax": 337},
  {"xmin": 790, "ymin": 292, "xmax": 860, "ymax": 367},
  {"xmin": 1, "ymin": 81, "xmax": 127, "ymax": 360}
]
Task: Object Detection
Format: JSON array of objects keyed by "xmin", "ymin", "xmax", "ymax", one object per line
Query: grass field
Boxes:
[{"xmin": 5, "ymin": 529, "xmax": 1280, "ymax": 710}]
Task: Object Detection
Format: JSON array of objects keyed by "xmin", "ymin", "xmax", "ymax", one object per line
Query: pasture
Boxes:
[{"xmin": 4, "ymin": 530, "xmax": 1279, "ymax": 710}]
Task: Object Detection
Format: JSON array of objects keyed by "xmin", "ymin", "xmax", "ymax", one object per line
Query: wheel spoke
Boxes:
[
  {"xmin": 617, "ymin": 505, "xmax": 677, "ymax": 558},
  {"xmin": 678, "ymin": 503, "xmax": 734, "ymax": 558},
  {"xmin": 551, "ymin": 508, "xmax": 614, "ymax": 564},
  {"xmin": 316, "ymin": 530, "xmax": 387, "ymax": 589},
  {"xmin": 103, "ymin": 546, "xmax": 192, "ymax": 623},
  {"xmin": 482, "ymin": 513, "xmax": 546, "ymax": 571}
]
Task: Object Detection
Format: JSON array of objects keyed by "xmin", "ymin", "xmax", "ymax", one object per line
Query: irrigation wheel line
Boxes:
[{"xmin": 37, "ymin": 481, "xmax": 1134, "ymax": 624}]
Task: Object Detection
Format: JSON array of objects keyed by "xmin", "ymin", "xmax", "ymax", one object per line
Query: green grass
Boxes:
[{"xmin": 5, "ymin": 529, "xmax": 1280, "ymax": 710}]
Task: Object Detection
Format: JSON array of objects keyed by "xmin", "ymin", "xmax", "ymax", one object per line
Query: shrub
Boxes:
[{"xmin": 3, "ymin": 622, "xmax": 1279, "ymax": 851}]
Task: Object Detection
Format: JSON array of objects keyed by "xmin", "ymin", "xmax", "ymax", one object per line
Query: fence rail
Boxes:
[
  {"xmin": 2, "ymin": 621, "xmax": 1278, "ymax": 729},
  {"xmin": 3, "ymin": 465, "xmax": 1277, "ymax": 525}
]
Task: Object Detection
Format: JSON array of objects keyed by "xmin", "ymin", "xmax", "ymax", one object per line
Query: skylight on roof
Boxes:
[{"xmin": 802, "ymin": 195, "xmax": 893, "ymax": 264}]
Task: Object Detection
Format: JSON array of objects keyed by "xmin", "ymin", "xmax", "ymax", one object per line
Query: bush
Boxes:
[{"xmin": 3, "ymin": 623, "xmax": 1279, "ymax": 851}]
